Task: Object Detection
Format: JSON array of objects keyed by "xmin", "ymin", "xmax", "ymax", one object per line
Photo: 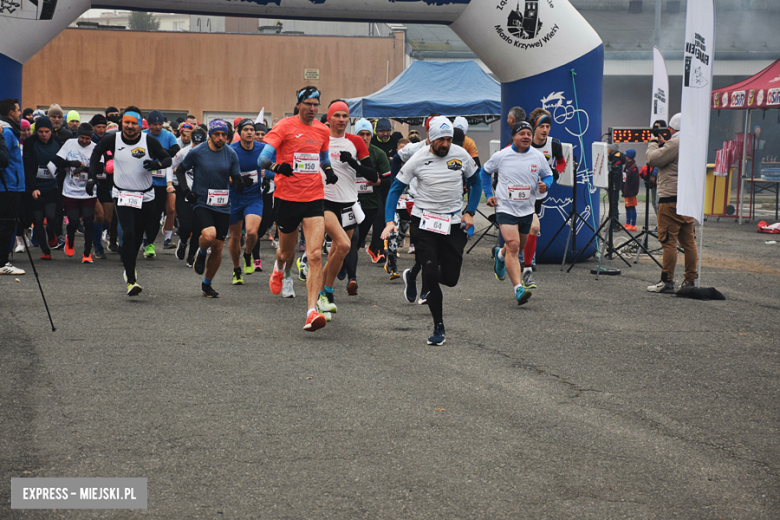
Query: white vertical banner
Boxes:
[
  {"xmin": 678, "ymin": 0, "xmax": 715, "ymax": 224},
  {"xmin": 650, "ymin": 46, "xmax": 669, "ymax": 126}
]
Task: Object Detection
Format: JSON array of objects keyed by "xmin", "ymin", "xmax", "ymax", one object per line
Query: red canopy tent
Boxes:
[{"xmin": 710, "ymin": 57, "xmax": 780, "ymax": 223}]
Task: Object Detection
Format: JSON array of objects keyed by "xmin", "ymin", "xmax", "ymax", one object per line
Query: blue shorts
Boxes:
[
  {"xmin": 495, "ymin": 212, "xmax": 533, "ymax": 235},
  {"xmin": 229, "ymin": 197, "xmax": 263, "ymax": 226}
]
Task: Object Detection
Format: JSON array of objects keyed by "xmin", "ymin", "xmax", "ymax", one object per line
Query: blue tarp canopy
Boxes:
[{"xmin": 344, "ymin": 61, "xmax": 501, "ymax": 125}]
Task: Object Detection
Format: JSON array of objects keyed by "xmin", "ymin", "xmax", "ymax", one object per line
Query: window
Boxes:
[{"xmin": 173, "ymin": 21, "xmax": 184, "ymax": 31}]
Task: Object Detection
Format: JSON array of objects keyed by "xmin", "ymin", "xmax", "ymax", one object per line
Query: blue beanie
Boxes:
[
  {"xmin": 354, "ymin": 118, "xmax": 373, "ymax": 136},
  {"xmin": 147, "ymin": 110, "xmax": 165, "ymax": 125},
  {"xmin": 625, "ymin": 149, "xmax": 636, "ymax": 159},
  {"xmin": 208, "ymin": 119, "xmax": 228, "ymax": 136}
]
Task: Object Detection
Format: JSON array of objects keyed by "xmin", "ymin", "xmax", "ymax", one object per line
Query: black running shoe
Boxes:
[
  {"xmin": 202, "ymin": 283, "xmax": 219, "ymax": 298},
  {"xmin": 402, "ymin": 268, "xmax": 417, "ymax": 303},
  {"xmin": 176, "ymin": 240, "xmax": 187, "ymax": 261},
  {"xmin": 193, "ymin": 250, "xmax": 207, "ymax": 275}
]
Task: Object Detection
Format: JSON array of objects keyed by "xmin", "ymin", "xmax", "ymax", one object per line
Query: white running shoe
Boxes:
[
  {"xmin": 14, "ymin": 241, "xmax": 25, "ymax": 253},
  {"xmin": 0, "ymin": 262, "xmax": 25, "ymax": 275},
  {"xmin": 282, "ymin": 275, "xmax": 295, "ymax": 298}
]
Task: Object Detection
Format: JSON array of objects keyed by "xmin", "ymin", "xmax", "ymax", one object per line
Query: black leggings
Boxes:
[
  {"xmin": 344, "ymin": 206, "xmax": 378, "ymax": 280},
  {"xmin": 66, "ymin": 202, "xmax": 95, "ymax": 255},
  {"xmin": 145, "ymin": 185, "xmax": 168, "ymax": 245},
  {"xmin": 252, "ymin": 192, "xmax": 278, "ymax": 259},
  {"xmin": 31, "ymin": 190, "xmax": 58, "ymax": 255},
  {"xmin": 115, "ymin": 198, "xmax": 154, "ymax": 284},
  {"xmin": 411, "ymin": 217, "xmax": 467, "ymax": 326},
  {"xmin": 174, "ymin": 185, "xmax": 199, "ymax": 259}
]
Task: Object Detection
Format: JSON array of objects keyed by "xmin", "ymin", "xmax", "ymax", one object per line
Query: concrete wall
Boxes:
[{"xmin": 21, "ymin": 28, "xmax": 405, "ymax": 125}]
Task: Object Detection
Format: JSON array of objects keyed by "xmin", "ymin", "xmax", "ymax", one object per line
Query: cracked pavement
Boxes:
[{"xmin": 1, "ymin": 208, "xmax": 779, "ymax": 519}]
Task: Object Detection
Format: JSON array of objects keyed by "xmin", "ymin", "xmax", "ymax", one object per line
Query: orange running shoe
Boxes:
[
  {"xmin": 303, "ymin": 311, "xmax": 327, "ymax": 332},
  {"xmin": 347, "ymin": 279, "xmax": 358, "ymax": 296},
  {"xmin": 269, "ymin": 268, "xmax": 284, "ymax": 295},
  {"xmin": 64, "ymin": 237, "xmax": 75, "ymax": 257},
  {"xmin": 82, "ymin": 252, "xmax": 93, "ymax": 263}
]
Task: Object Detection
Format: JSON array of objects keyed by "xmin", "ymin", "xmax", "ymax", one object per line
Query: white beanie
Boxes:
[
  {"xmin": 427, "ymin": 116, "xmax": 454, "ymax": 142},
  {"xmin": 668, "ymin": 113, "xmax": 682, "ymax": 131},
  {"xmin": 453, "ymin": 116, "xmax": 468, "ymax": 135}
]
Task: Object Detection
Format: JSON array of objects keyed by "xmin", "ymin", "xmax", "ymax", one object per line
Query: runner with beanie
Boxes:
[
  {"xmin": 382, "ymin": 116, "xmax": 481, "ymax": 345},
  {"xmin": 88, "ymin": 113, "xmax": 110, "ymax": 258},
  {"xmin": 66, "ymin": 110, "xmax": 81, "ymax": 133},
  {"xmin": 54, "ymin": 122, "xmax": 97, "ymax": 263},
  {"xmin": 22, "ymin": 116, "xmax": 60, "ymax": 260},
  {"xmin": 89, "ymin": 106, "xmax": 172, "ymax": 296},
  {"xmin": 251, "ymin": 122, "xmax": 276, "ymax": 272},
  {"xmin": 143, "ymin": 110, "xmax": 180, "ymax": 255},
  {"xmin": 175, "ymin": 119, "xmax": 241, "ymax": 298}
]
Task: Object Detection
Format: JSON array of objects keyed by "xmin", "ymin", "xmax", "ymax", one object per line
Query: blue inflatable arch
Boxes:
[{"xmin": 0, "ymin": 0, "xmax": 603, "ymax": 262}]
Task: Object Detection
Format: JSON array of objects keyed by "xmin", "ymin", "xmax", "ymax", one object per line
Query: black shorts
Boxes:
[
  {"xmin": 496, "ymin": 212, "xmax": 534, "ymax": 235},
  {"xmin": 275, "ymin": 198, "xmax": 324, "ymax": 234},
  {"xmin": 193, "ymin": 206, "xmax": 230, "ymax": 241},
  {"xmin": 97, "ymin": 176, "xmax": 113, "ymax": 204},
  {"xmin": 324, "ymin": 200, "xmax": 358, "ymax": 231}
]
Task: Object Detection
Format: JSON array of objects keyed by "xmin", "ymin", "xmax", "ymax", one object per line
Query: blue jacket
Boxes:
[{"xmin": 1, "ymin": 120, "xmax": 24, "ymax": 192}]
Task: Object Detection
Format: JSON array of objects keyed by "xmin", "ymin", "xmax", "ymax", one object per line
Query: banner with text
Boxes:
[{"xmin": 677, "ymin": 0, "xmax": 714, "ymax": 224}]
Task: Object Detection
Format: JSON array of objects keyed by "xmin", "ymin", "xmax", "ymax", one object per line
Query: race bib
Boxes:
[
  {"xmin": 508, "ymin": 184, "xmax": 531, "ymax": 201},
  {"xmin": 340, "ymin": 207, "xmax": 356, "ymax": 228},
  {"xmin": 151, "ymin": 169, "xmax": 166, "ymax": 178},
  {"xmin": 207, "ymin": 189, "xmax": 229, "ymax": 206},
  {"xmin": 74, "ymin": 171, "xmax": 89, "ymax": 182},
  {"xmin": 117, "ymin": 190, "xmax": 143, "ymax": 209},
  {"xmin": 356, "ymin": 180, "xmax": 373, "ymax": 194},
  {"xmin": 420, "ymin": 210, "xmax": 451, "ymax": 235},
  {"xmin": 397, "ymin": 193, "xmax": 409, "ymax": 210},
  {"xmin": 36, "ymin": 167, "xmax": 53, "ymax": 179},
  {"xmin": 241, "ymin": 170, "xmax": 258, "ymax": 184},
  {"xmin": 293, "ymin": 153, "xmax": 319, "ymax": 174}
]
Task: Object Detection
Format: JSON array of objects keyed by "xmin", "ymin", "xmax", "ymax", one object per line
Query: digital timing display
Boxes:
[{"xmin": 611, "ymin": 128, "xmax": 671, "ymax": 143}]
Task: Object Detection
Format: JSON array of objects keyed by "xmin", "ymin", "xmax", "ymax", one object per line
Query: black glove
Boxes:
[
  {"xmin": 271, "ymin": 162, "xmax": 293, "ymax": 177},
  {"xmin": 261, "ymin": 177, "xmax": 272, "ymax": 194},
  {"xmin": 78, "ymin": 165, "xmax": 90, "ymax": 174},
  {"xmin": 183, "ymin": 188, "xmax": 197, "ymax": 203},
  {"xmin": 242, "ymin": 175, "xmax": 255, "ymax": 190},
  {"xmin": 339, "ymin": 151, "xmax": 353, "ymax": 163},
  {"xmin": 86, "ymin": 179, "xmax": 96, "ymax": 197},
  {"xmin": 65, "ymin": 160, "xmax": 82, "ymax": 168},
  {"xmin": 232, "ymin": 175, "xmax": 244, "ymax": 194},
  {"xmin": 323, "ymin": 166, "xmax": 338, "ymax": 185},
  {"xmin": 143, "ymin": 159, "xmax": 162, "ymax": 171}
]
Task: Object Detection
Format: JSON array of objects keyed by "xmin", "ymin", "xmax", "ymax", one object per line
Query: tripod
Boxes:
[
  {"xmin": 538, "ymin": 163, "xmax": 597, "ymax": 270},
  {"xmin": 622, "ymin": 180, "xmax": 663, "ymax": 267},
  {"xmin": 466, "ymin": 208, "xmax": 498, "ymax": 254},
  {"xmin": 567, "ymin": 175, "xmax": 657, "ymax": 278}
]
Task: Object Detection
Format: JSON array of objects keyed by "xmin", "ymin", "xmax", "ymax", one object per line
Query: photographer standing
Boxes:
[
  {"xmin": 645, "ymin": 113, "xmax": 697, "ymax": 293},
  {"xmin": 607, "ymin": 143, "xmax": 626, "ymax": 230}
]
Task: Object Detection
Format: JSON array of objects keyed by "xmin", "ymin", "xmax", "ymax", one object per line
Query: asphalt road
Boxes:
[{"xmin": 2, "ymin": 207, "xmax": 779, "ymax": 519}]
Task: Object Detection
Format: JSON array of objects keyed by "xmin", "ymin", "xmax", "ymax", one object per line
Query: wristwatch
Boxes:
[{"xmin": 463, "ymin": 210, "xmax": 475, "ymax": 217}]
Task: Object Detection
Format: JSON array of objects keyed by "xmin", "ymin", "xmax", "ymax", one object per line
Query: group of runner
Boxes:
[{"xmin": 1, "ymin": 89, "xmax": 566, "ymax": 344}]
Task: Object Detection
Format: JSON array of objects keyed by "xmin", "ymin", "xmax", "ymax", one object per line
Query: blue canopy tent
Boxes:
[{"xmin": 344, "ymin": 61, "xmax": 501, "ymax": 126}]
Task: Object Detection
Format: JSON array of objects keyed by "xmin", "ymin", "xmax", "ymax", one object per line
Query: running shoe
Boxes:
[
  {"xmin": 282, "ymin": 275, "xmax": 295, "ymax": 298},
  {"xmin": 163, "ymin": 238, "xmax": 176, "ymax": 249},
  {"xmin": 76, "ymin": 222, "xmax": 85, "ymax": 235},
  {"xmin": 317, "ymin": 292, "xmax": 337, "ymax": 313},
  {"xmin": 272, "ymin": 239, "xmax": 279, "ymax": 250},
  {"xmin": 52, "ymin": 237, "xmax": 66, "ymax": 250},
  {"xmin": 427, "ymin": 323, "xmax": 446, "ymax": 346},
  {"xmin": 296, "ymin": 256, "xmax": 308, "ymax": 282},
  {"xmin": 243, "ymin": 254, "xmax": 254, "ymax": 275},
  {"xmin": 14, "ymin": 241, "xmax": 25, "ymax": 253},
  {"xmin": 202, "ymin": 283, "xmax": 219, "ymax": 298},
  {"xmin": 93, "ymin": 248, "xmax": 106, "ymax": 260},
  {"xmin": 385, "ymin": 255, "xmax": 400, "ymax": 280},
  {"xmin": 0, "ymin": 263, "xmax": 25, "ymax": 275},
  {"xmin": 417, "ymin": 291, "xmax": 429, "ymax": 305},
  {"xmin": 108, "ymin": 241, "xmax": 118, "ymax": 253},
  {"xmin": 48, "ymin": 237, "xmax": 58, "ymax": 248},
  {"xmin": 269, "ymin": 268, "xmax": 284, "ymax": 295},
  {"xmin": 402, "ymin": 269, "xmax": 417, "ymax": 303},
  {"xmin": 193, "ymin": 250, "xmax": 207, "ymax": 275},
  {"xmin": 337, "ymin": 265, "xmax": 348, "ymax": 281},
  {"xmin": 254, "ymin": 258, "xmax": 262, "ymax": 272},
  {"xmin": 516, "ymin": 286, "xmax": 532, "ymax": 306},
  {"xmin": 122, "ymin": 269, "xmax": 138, "ymax": 283},
  {"xmin": 366, "ymin": 246, "xmax": 380, "ymax": 263},
  {"xmin": 303, "ymin": 311, "xmax": 327, "ymax": 332},
  {"xmin": 126, "ymin": 282, "xmax": 142, "ymax": 296},
  {"xmin": 493, "ymin": 247, "xmax": 506, "ymax": 281},
  {"xmin": 680, "ymin": 279, "xmax": 696, "ymax": 289},
  {"xmin": 408, "ymin": 244, "xmax": 415, "ymax": 254},
  {"xmin": 64, "ymin": 237, "xmax": 75, "ymax": 257},
  {"xmin": 232, "ymin": 268, "xmax": 244, "ymax": 285},
  {"xmin": 647, "ymin": 280, "xmax": 675, "ymax": 293},
  {"xmin": 522, "ymin": 269, "xmax": 537, "ymax": 289},
  {"xmin": 82, "ymin": 252, "xmax": 93, "ymax": 264},
  {"xmin": 297, "ymin": 240, "xmax": 306, "ymax": 252},
  {"xmin": 186, "ymin": 256, "xmax": 194, "ymax": 268},
  {"xmin": 144, "ymin": 244, "xmax": 156, "ymax": 258},
  {"xmin": 176, "ymin": 241, "xmax": 187, "ymax": 261},
  {"xmin": 40, "ymin": 253, "xmax": 51, "ymax": 261},
  {"xmin": 347, "ymin": 279, "xmax": 358, "ymax": 296}
]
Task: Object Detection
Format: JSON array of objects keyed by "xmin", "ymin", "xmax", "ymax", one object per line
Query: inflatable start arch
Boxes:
[{"xmin": 0, "ymin": 0, "xmax": 603, "ymax": 262}]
